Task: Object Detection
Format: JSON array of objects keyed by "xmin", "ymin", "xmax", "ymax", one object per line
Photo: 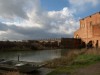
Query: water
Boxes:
[{"xmin": 0, "ymin": 50, "xmax": 61, "ymax": 62}]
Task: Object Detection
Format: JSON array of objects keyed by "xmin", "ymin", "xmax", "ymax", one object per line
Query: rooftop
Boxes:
[{"xmin": 80, "ymin": 11, "xmax": 100, "ymax": 20}]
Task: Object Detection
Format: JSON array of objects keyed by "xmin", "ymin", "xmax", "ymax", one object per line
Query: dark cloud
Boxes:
[
  {"xmin": 0, "ymin": 0, "xmax": 77, "ymax": 40},
  {"xmin": 0, "ymin": 0, "xmax": 32, "ymax": 19},
  {"xmin": 8, "ymin": 25, "xmax": 73, "ymax": 39},
  {"xmin": 0, "ymin": 22, "xmax": 73, "ymax": 40},
  {"xmin": 0, "ymin": 22, "xmax": 8, "ymax": 31}
]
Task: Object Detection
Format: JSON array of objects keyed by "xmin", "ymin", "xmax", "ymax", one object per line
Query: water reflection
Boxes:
[{"xmin": 0, "ymin": 50, "xmax": 61, "ymax": 62}]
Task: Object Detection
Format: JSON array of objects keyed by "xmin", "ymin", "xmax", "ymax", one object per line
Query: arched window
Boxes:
[
  {"xmin": 76, "ymin": 34, "xmax": 79, "ymax": 38},
  {"xmin": 90, "ymin": 21, "xmax": 92, "ymax": 26}
]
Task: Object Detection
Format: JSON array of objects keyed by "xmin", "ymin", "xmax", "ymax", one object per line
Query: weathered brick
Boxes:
[{"xmin": 74, "ymin": 12, "xmax": 100, "ymax": 47}]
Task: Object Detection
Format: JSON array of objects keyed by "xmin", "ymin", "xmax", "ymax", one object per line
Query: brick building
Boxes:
[{"xmin": 74, "ymin": 12, "xmax": 100, "ymax": 47}]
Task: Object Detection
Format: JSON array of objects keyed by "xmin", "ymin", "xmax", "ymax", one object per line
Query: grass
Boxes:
[
  {"xmin": 72, "ymin": 54, "xmax": 100, "ymax": 65},
  {"xmin": 47, "ymin": 48, "xmax": 100, "ymax": 75},
  {"xmin": 47, "ymin": 66, "xmax": 77, "ymax": 75},
  {"xmin": 45, "ymin": 49, "xmax": 82, "ymax": 68}
]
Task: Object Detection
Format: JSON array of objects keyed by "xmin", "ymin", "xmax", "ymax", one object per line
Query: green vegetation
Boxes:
[
  {"xmin": 72, "ymin": 54, "xmax": 100, "ymax": 65},
  {"xmin": 47, "ymin": 49, "xmax": 100, "ymax": 75},
  {"xmin": 47, "ymin": 66, "xmax": 77, "ymax": 75}
]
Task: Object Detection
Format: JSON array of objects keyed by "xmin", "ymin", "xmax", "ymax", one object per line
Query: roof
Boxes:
[{"xmin": 80, "ymin": 11, "xmax": 100, "ymax": 21}]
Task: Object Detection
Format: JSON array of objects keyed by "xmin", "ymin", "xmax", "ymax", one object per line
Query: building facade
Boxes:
[{"xmin": 74, "ymin": 12, "xmax": 100, "ymax": 47}]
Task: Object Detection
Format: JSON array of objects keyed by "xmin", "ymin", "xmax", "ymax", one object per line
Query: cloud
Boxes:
[
  {"xmin": 69, "ymin": 0, "xmax": 99, "ymax": 6},
  {"xmin": 0, "ymin": 22, "xmax": 73, "ymax": 40},
  {"xmin": 0, "ymin": 22, "xmax": 8, "ymax": 31},
  {"xmin": 69, "ymin": 0, "xmax": 100, "ymax": 11},
  {"xmin": 0, "ymin": 0, "xmax": 79, "ymax": 40},
  {"xmin": 0, "ymin": 0, "xmax": 41, "ymax": 19},
  {"xmin": 47, "ymin": 7, "xmax": 78, "ymax": 34},
  {"xmin": 69, "ymin": 0, "xmax": 100, "ymax": 13}
]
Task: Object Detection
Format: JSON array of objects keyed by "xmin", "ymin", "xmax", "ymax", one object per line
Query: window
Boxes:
[
  {"xmin": 83, "ymin": 24, "xmax": 85, "ymax": 27},
  {"xmin": 90, "ymin": 21, "xmax": 92, "ymax": 26},
  {"xmin": 76, "ymin": 34, "xmax": 79, "ymax": 38},
  {"xmin": 81, "ymin": 24, "xmax": 85, "ymax": 28},
  {"xmin": 97, "ymin": 20, "xmax": 100, "ymax": 24}
]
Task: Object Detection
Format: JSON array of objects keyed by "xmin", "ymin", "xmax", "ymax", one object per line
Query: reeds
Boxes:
[
  {"xmin": 45, "ymin": 49, "xmax": 82, "ymax": 68},
  {"xmin": 45, "ymin": 48, "xmax": 100, "ymax": 68},
  {"xmin": 85, "ymin": 48, "xmax": 100, "ymax": 55}
]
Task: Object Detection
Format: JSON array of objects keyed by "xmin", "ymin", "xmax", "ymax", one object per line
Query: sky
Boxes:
[{"xmin": 0, "ymin": 0, "xmax": 100, "ymax": 40}]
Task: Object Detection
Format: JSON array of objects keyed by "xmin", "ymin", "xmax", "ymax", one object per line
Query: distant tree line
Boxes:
[
  {"xmin": 0, "ymin": 38, "xmax": 87, "ymax": 51},
  {"xmin": 0, "ymin": 40, "xmax": 60, "ymax": 51}
]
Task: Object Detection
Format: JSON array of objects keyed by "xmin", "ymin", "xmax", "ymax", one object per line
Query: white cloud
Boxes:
[
  {"xmin": 0, "ymin": 0, "xmax": 79, "ymax": 40},
  {"xmin": 47, "ymin": 7, "xmax": 78, "ymax": 34},
  {"xmin": 69, "ymin": 0, "xmax": 100, "ymax": 11},
  {"xmin": 69, "ymin": 0, "xmax": 99, "ymax": 7}
]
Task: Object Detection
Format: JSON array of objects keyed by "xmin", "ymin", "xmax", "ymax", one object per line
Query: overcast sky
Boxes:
[{"xmin": 0, "ymin": 0, "xmax": 100, "ymax": 40}]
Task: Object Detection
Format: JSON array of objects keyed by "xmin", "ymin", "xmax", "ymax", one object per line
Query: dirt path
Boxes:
[{"xmin": 72, "ymin": 62, "xmax": 100, "ymax": 75}]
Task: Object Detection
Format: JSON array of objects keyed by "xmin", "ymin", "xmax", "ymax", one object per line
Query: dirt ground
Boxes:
[
  {"xmin": 72, "ymin": 62, "xmax": 100, "ymax": 75},
  {"xmin": 0, "ymin": 68, "xmax": 53, "ymax": 75}
]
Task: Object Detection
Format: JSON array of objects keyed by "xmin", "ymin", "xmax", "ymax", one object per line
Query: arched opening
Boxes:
[{"xmin": 76, "ymin": 34, "xmax": 79, "ymax": 39}]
